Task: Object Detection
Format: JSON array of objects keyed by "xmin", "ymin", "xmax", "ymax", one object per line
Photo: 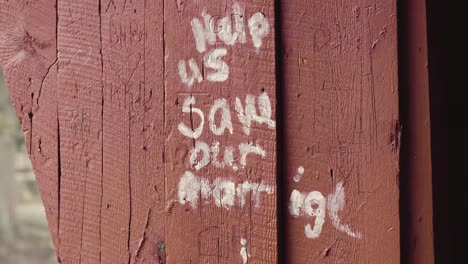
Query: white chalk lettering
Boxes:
[
  {"xmin": 217, "ymin": 18, "xmax": 238, "ymax": 45},
  {"xmin": 289, "ymin": 181, "xmax": 362, "ymax": 239},
  {"xmin": 189, "ymin": 141, "xmax": 210, "ymax": 171},
  {"xmin": 209, "ymin": 98, "xmax": 234, "ymax": 135},
  {"xmin": 235, "ymin": 92, "xmax": 276, "ymax": 135},
  {"xmin": 212, "ymin": 178, "xmax": 236, "ymax": 208},
  {"xmin": 178, "ymin": 171, "xmax": 274, "ymax": 209},
  {"xmin": 188, "ymin": 140, "xmax": 267, "ymax": 171},
  {"xmin": 177, "ymin": 95, "xmax": 274, "ymax": 141},
  {"xmin": 248, "ymin": 12, "xmax": 270, "ymax": 49},
  {"xmin": 203, "ymin": 48, "xmax": 229, "ymax": 82},
  {"xmin": 232, "ymin": 3, "xmax": 247, "ymax": 44},
  {"xmin": 178, "ymin": 171, "xmax": 202, "ymax": 209},
  {"xmin": 178, "ymin": 59, "xmax": 202, "ymax": 87},
  {"xmin": 239, "ymin": 142, "xmax": 266, "ymax": 167},
  {"xmin": 192, "ymin": 3, "xmax": 266, "ymax": 52},
  {"xmin": 236, "ymin": 181, "xmax": 274, "ymax": 208},
  {"xmin": 294, "ymin": 166, "xmax": 305, "ymax": 182},
  {"xmin": 224, "ymin": 146, "xmax": 238, "ymax": 171},
  {"xmin": 182, "ymin": 4, "xmax": 270, "ymax": 85},
  {"xmin": 178, "ymin": 96, "xmax": 205, "ymax": 139},
  {"xmin": 210, "ymin": 141, "xmax": 225, "ymax": 168},
  {"xmin": 303, "ymin": 191, "xmax": 326, "ymax": 238},
  {"xmin": 289, "ymin": 190, "xmax": 326, "ymax": 238},
  {"xmin": 327, "ymin": 181, "xmax": 362, "ymax": 238},
  {"xmin": 240, "ymin": 237, "xmax": 249, "ymax": 264},
  {"xmin": 191, "ymin": 10, "xmax": 216, "ymax": 53}
]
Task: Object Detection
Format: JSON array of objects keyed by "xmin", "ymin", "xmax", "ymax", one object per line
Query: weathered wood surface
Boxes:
[
  {"xmin": 1, "ymin": 0, "xmax": 402, "ymax": 263},
  {"xmin": 279, "ymin": 0, "xmax": 400, "ymax": 263},
  {"xmin": 163, "ymin": 0, "xmax": 277, "ymax": 263}
]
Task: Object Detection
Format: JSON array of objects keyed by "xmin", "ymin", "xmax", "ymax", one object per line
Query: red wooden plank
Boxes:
[
  {"xmin": 56, "ymin": 0, "xmax": 103, "ymax": 262},
  {"xmin": 100, "ymin": 0, "xmax": 144, "ymax": 262},
  {"xmin": 163, "ymin": 0, "xmax": 278, "ymax": 262},
  {"xmin": 280, "ymin": 0, "xmax": 400, "ymax": 262},
  {"xmin": 100, "ymin": 0, "xmax": 165, "ymax": 263}
]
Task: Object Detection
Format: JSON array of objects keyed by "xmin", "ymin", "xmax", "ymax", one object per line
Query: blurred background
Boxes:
[{"xmin": 0, "ymin": 67, "xmax": 56, "ymax": 263}]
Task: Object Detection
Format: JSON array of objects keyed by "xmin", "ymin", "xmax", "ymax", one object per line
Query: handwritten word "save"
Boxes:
[{"xmin": 177, "ymin": 92, "xmax": 275, "ymax": 139}]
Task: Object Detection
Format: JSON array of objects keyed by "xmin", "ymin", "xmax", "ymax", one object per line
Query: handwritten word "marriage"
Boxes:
[
  {"xmin": 290, "ymin": 181, "xmax": 362, "ymax": 239},
  {"xmin": 178, "ymin": 171, "xmax": 274, "ymax": 209}
]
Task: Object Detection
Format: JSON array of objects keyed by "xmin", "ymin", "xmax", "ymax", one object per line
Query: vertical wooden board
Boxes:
[
  {"xmin": 399, "ymin": 0, "xmax": 434, "ymax": 262},
  {"xmin": 57, "ymin": 0, "xmax": 103, "ymax": 262},
  {"xmin": 100, "ymin": 1, "xmax": 137, "ymax": 261},
  {"xmin": 280, "ymin": 0, "xmax": 400, "ymax": 263},
  {"xmin": 0, "ymin": 0, "xmax": 59, "ymax": 253},
  {"xmin": 163, "ymin": 0, "xmax": 277, "ymax": 262},
  {"xmin": 138, "ymin": 0, "xmax": 167, "ymax": 263},
  {"xmin": 100, "ymin": 0, "xmax": 165, "ymax": 263}
]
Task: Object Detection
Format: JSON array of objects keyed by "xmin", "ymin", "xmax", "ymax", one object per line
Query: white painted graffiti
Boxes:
[
  {"xmin": 178, "ymin": 2, "xmax": 270, "ymax": 86},
  {"xmin": 289, "ymin": 180, "xmax": 362, "ymax": 239},
  {"xmin": 240, "ymin": 237, "xmax": 250, "ymax": 264},
  {"xmin": 177, "ymin": 92, "xmax": 276, "ymax": 139},
  {"xmin": 177, "ymin": 92, "xmax": 275, "ymax": 170},
  {"xmin": 176, "ymin": 170, "xmax": 362, "ymax": 239},
  {"xmin": 172, "ymin": 0, "xmax": 363, "ymax": 247},
  {"xmin": 178, "ymin": 171, "xmax": 274, "ymax": 209},
  {"xmin": 189, "ymin": 140, "xmax": 265, "ymax": 171},
  {"xmin": 191, "ymin": 3, "xmax": 269, "ymax": 53}
]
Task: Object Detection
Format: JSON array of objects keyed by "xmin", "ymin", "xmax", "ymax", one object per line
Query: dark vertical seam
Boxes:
[
  {"xmin": 397, "ymin": 0, "xmax": 410, "ymax": 262},
  {"xmin": 162, "ymin": 1, "xmax": 166, "ymax": 128},
  {"xmin": 162, "ymin": 0, "xmax": 167, "ymax": 253},
  {"xmin": 56, "ymin": 106, "xmax": 62, "ymax": 260},
  {"xmin": 79, "ymin": 164, "xmax": 89, "ymax": 264},
  {"xmin": 98, "ymin": 0, "xmax": 104, "ymax": 262},
  {"xmin": 274, "ymin": 0, "xmax": 287, "ymax": 263},
  {"xmin": 55, "ymin": 2, "xmax": 60, "ymax": 257},
  {"xmin": 127, "ymin": 108, "xmax": 132, "ymax": 264},
  {"xmin": 29, "ymin": 96, "xmax": 33, "ymax": 155}
]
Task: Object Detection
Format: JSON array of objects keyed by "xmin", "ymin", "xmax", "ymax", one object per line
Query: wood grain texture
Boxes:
[
  {"xmin": 100, "ymin": 0, "xmax": 165, "ymax": 263},
  {"xmin": 1, "ymin": 0, "xmax": 166, "ymax": 263},
  {"xmin": 279, "ymin": 0, "xmax": 400, "ymax": 263},
  {"xmin": 163, "ymin": 0, "xmax": 277, "ymax": 262},
  {"xmin": 56, "ymin": 1, "xmax": 103, "ymax": 262}
]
